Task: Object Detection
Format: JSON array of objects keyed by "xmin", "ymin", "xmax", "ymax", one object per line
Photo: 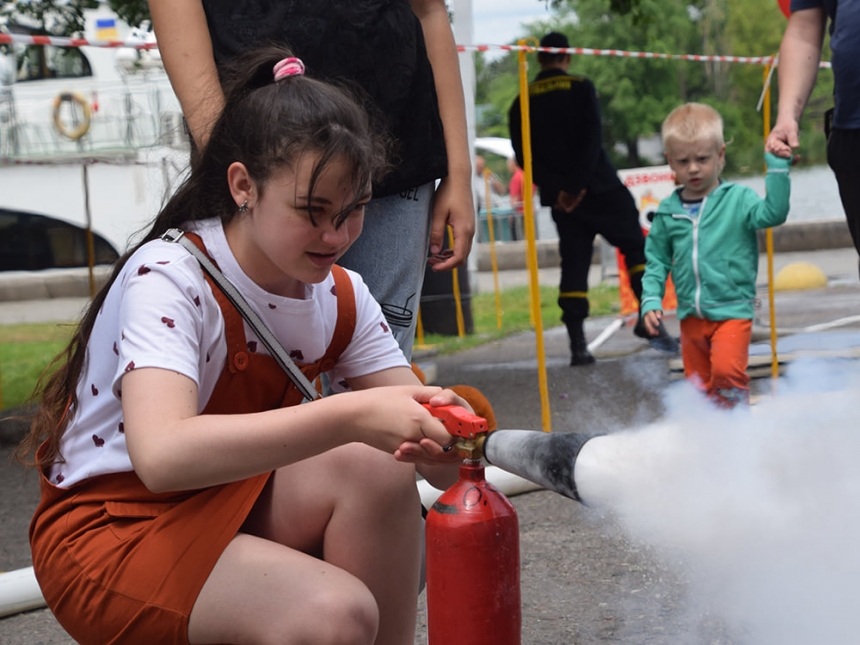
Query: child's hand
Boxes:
[
  {"xmin": 408, "ymin": 388, "xmax": 477, "ymax": 489},
  {"xmin": 339, "ymin": 386, "xmax": 453, "ymax": 456},
  {"xmin": 643, "ymin": 310, "xmax": 663, "ymax": 336},
  {"xmin": 394, "ymin": 388, "xmax": 472, "ymax": 466}
]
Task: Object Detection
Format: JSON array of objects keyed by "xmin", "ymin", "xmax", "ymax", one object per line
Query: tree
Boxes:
[
  {"xmin": 520, "ymin": 0, "xmax": 706, "ymax": 167},
  {"xmin": 107, "ymin": 0, "xmax": 150, "ymax": 30},
  {"xmin": 1, "ymin": 0, "xmax": 97, "ymax": 37},
  {"xmin": 485, "ymin": 0, "xmax": 828, "ymax": 171},
  {"xmin": 1, "ymin": 0, "xmax": 150, "ymax": 36}
]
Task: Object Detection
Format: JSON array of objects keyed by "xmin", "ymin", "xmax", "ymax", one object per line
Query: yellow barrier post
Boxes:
[
  {"xmin": 448, "ymin": 226, "xmax": 466, "ymax": 338},
  {"xmin": 518, "ymin": 38, "xmax": 552, "ymax": 432},
  {"xmin": 763, "ymin": 61, "xmax": 780, "ymax": 390},
  {"xmin": 415, "ymin": 306, "xmax": 428, "ymax": 349},
  {"xmin": 483, "ymin": 169, "xmax": 503, "ymax": 329}
]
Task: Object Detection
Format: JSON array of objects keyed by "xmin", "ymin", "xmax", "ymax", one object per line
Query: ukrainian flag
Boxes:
[{"xmin": 95, "ymin": 18, "xmax": 119, "ymax": 41}]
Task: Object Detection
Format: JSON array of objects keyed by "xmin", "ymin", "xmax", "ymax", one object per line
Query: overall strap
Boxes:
[
  {"xmin": 314, "ymin": 265, "xmax": 357, "ymax": 374},
  {"xmin": 164, "ymin": 228, "xmax": 320, "ymax": 402},
  {"xmin": 163, "ymin": 229, "xmax": 357, "ymax": 402},
  {"xmin": 181, "ymin": 232, "xmax": 252, "ymax": 376}
]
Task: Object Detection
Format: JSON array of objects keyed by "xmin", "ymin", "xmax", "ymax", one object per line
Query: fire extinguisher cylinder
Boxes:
[{"xmin": 425, "ymin": 459, "xmax": 521, "ymax": 645}]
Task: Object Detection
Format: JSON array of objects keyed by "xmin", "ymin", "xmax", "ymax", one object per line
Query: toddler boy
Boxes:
[{"xmin": 640, "ymin": 103, "xmax": 791, "ymax": 407}]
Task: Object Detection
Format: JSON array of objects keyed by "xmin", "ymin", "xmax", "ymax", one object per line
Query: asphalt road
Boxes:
[{"xmin": 2, "ymin": 252, "xmax": 860, "ymax": 644}]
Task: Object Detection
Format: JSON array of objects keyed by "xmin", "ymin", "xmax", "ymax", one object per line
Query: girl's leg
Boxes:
[
  {"xmin": 679, "ymin": 316, "xmax": 713, "ymax": 396},
  {"xmin": 707, "ymin": 318, "xmax": 753, "ymax": 408},
  {"xmin": 189, "ymin": 443, "xmax": 422, "ymax": 645},
  {"xmin": 188, "ymin": 532, "xmax": 379, "ymax": 645}
]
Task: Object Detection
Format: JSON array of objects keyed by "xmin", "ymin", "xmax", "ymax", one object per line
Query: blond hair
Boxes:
[{"xmin": 661, "ymin": 103, "xmax": 725, "ymax": 154}]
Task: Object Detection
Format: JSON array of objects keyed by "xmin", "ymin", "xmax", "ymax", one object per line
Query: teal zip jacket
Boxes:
[{"xmin": 641, "ymin": 153, "xmax": 791, "ymax": 321}]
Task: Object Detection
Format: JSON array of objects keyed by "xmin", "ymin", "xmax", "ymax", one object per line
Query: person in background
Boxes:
[
  {"xmin": 149, "ymin": 0, "xmax": 475, "ymax": 361},
  {"xmin": 506, "ymin": 157, "xmax": 535, "ymax": 241},
  {"xmin": 507, "ymin": 157, "xmax": 529, "ymax": 214},
  {"xmin": 21, "ymin": 47, "xmax": 463, "ymax": 645},
  {"xmin": 641, "ymin": 103, "xmax": 791, "ymax": 407},
  {"xmin": 473, "ymin": 154, "xmax": 507, "ymax": 216},
  {"xmin": 508, "ymin": 31, "xmax": 678, "ymax": 366},
  {"xmin": 765, "ymin": 0, "xmax": 860, "ymax": 273}
]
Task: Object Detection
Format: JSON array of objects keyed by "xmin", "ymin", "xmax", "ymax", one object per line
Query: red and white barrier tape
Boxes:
[
  {"xmin": 457, "ymin": 44, "xmax": 831, "ymax": 68},
  {"xmin": 0, "ymin": 33, "xmax": 156, "ymax": 49},
  {"xmin": 0, "ymin": 33, "xmax": 831, "ymax": 68}
]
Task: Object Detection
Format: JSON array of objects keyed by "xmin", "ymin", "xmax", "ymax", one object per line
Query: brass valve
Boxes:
[{"xmin": 423, "ymin": 404, "xmax": 490, "ymax": 461}]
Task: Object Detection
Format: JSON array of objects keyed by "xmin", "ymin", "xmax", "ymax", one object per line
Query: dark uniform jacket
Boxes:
[{"xmin": 509, "ymin": 68, "xmax": 622, "ymax": 207}]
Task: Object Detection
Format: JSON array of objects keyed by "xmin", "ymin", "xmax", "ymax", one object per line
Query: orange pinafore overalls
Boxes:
[{"xmin": 29, "ymin": 235, "xmax": 356, "ymax": 645}]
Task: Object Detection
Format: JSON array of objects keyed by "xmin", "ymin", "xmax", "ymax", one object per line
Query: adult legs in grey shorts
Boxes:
[{"xmin": 338, "ymin": 183, "xmax": 434, "ymax": 362}]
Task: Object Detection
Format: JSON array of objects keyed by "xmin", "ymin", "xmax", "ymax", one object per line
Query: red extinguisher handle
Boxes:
[{"xmin": 422, "ymin": 404, "xmax": 488, "ymax": 439}]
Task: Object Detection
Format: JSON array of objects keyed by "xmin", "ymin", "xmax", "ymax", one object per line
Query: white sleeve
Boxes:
[
  {"xmin": 328, "ymin": 270, "xmax": 410, "ymax": 388},
  {"xmin": 112, "ymin": 242, "xmax": 223, "ymax": 400}
]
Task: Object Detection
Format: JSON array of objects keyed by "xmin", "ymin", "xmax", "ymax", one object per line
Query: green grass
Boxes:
[
  {"xmin": 417, "ymin": 283, "xmax": 620, "ymax": 355},
  {"xmin": 0, "ymin": 284, "xmax": 621, "ymax": 410},
  {"xmin": 0, "ymin": 323, "xmax": 76, "ymax": 410}
]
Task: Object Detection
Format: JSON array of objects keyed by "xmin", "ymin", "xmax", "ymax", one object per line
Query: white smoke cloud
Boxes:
[{"xmin": 576, "ymin": 357, "xmax": 860, "ymax": 644}]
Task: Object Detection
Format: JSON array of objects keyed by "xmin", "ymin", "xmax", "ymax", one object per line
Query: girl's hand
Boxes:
[
  {"xmin": 345, "ymin": 385, "xmax": 455, "ymax": 456},
  {"xmin": 393, "ymin": 388, "xmax": 473, "ymax": 465}
]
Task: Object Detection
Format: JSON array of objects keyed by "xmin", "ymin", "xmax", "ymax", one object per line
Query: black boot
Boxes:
[{"xmin": 566, "ymin": 318, "xmax": 595, "ymax": 366}]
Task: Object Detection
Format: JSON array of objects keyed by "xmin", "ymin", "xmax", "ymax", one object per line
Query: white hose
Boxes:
[
  {"xmin": 587, "ymin": 317, "xmax": 625, "ymax": 353},
  {"xmin": 801, "ymin": 315, "xmax": 860, "ymax": 333},
  {"xmin": 0, "ymin": 566, "xmax": 46, "ymax": 618}
]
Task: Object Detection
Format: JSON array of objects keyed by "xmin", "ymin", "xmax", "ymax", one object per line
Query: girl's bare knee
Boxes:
[{"xmin": 290, "ymin": 583, "xmax": 379, "ymax": 645}]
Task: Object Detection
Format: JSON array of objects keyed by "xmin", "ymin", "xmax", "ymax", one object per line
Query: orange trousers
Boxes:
[{"xmin": 679, "ymin": 317, "xmax": 752, "ymax": 408}]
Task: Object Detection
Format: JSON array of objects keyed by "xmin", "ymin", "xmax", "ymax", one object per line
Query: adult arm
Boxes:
[
  {"xmin": 562, "ymin": 79, "xmax": 602, "ymax": 195},
  {"xmin": 411, "ymin": 0, "xmax": 475, "ymax": 271},
  {"xmin": 509, "ymin": 99, "xmax": 524, "ymax": 169},
  {"xmin": 148, "ymin": 0, "xmax": 224, "ymax": 147},
  {"xmin": 765, "ymin": 7, "xmax": 827, "ymax": 157}
]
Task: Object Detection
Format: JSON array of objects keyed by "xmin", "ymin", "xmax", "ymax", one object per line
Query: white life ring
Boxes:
[{"xmin": 52, "ymin": 91, "xmax": 91, "ymax": 140}]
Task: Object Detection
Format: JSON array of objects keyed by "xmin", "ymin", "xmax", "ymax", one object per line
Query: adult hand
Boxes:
[
  {"xmin": 555, "ymin": 189, "xmax": 587, "ymax": 213},
  {"xmin": 427, "ymin": 174, "xmax": 476, "ymax": 271},
  {"xmin": 765, "ymin": 118, "xmax": 800, "ymax": 160}
]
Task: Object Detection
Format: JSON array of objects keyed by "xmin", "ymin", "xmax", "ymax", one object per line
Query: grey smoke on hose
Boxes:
[{"xmin": 574, "ymin": 357, "xmax": 860, "ymax": 645}]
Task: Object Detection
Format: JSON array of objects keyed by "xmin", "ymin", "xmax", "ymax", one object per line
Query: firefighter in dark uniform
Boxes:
[{"xmin": 508, "ymin": 31, "xmax": 677, "ymax": 365}]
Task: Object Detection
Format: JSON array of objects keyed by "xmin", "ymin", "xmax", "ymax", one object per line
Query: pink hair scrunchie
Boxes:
[{"xmin": 273, "ymin": 57, "xmax": 306, "ymax": 81}]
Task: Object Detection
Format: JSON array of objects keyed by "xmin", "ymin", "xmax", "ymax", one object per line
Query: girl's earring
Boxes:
[{"xmin": 238, "ymin": 200, "xmax": 249, "ymax": 214}]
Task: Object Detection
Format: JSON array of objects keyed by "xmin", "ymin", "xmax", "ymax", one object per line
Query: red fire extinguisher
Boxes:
[{"xmin": 424, "ymin": 405, "xmax": 521, "ymax": 645}]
